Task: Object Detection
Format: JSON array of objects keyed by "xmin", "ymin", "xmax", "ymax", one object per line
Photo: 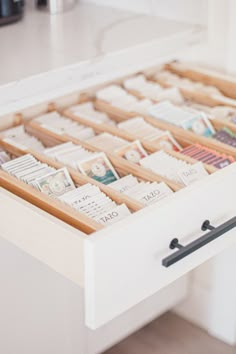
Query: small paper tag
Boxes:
[
  {"xmin": 96, "ymin": 204, "xmax": 131, "ymax": 226},
  {"xmin": 138, "ymin": 182, "xmax": 173, "ymax": 206},
  {"xmin": 177, "ymin": 162, "xmax": 208, "ymax": 186}
]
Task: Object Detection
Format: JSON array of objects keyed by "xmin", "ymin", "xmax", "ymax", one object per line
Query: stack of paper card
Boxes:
[
  {"xmin": 0, "ymin": 150, "xmax": 10, "ymax": 166},
  {"xmin": 181, "ymin": 143, "xmax": 234, "ymax": 169},
  {"xmin": 86, "ymin": 132, "xmax": 149, "ymax": 164},
  {"xmin": 67, "ymin": 102, "xmax": 115, "ymax": 125},
  {"xmin": 0, "ymin": 125, "xmax": 45, "ymax": 151},
  {"xmin": 44, "ymin": 142, "xmax": 120, "ymax": 185},
  {"xmin": 118, "ymin": 117, "xmax": 163, "ymax": 139},
  {"xmin": 213, "ymin": 128, "xmax": 236, "ymax": 147},
  {"xmin": 34, "ymin": 111, "xmax": 95, "ymax": 140},
  {"xmin": 109, "ymin": 174, "xmax": 173, "ymax": 206},
  {"xmin": 123, "ymin": 74, "xmax": 184, "ymax": 104},
  {"xmin": 148, "ymin": 101, "xmax": 215, "ymax": 137},
  {"xmin": 154, "ymin": 70, "xmax": 222, "ymax": 96},
  {"xmin": 140, "ymin": 150, "xmax": 208, "ymax": 185},
  {"xmin": 1, "ymin": 154, "xmax": 130, "ymax": 226},
  {"xmin": 59, "ymin": 184, "xmax": 131, "ymax": 226},
  {"xmin": 96, "ymin": 85, "xmax": 153, "ymax": 115},
  {"xmin": 117, "ymin": 117, "xmax": 182, "ymax": 151},
  {"xmin": 140, "ymin": 151, "xmax": 188, "ymax": 184},
  {"xmin": 44, "ymin": 142, "xmax": 95, "ymax": 168},
  {"xmin": 86, "ymin": 132, "xmax": 128, "ymax": 152},
  {"xmin": 1, "ymin": 154, "xmax": 67, "ymax": 192}
]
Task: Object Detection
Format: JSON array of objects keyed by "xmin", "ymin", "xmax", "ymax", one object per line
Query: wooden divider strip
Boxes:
[
  {"xmin": 0, "ymin": 168, "xmax": 102, "ymax": 235},
  {"xmin": 151, "ymin": 71, "xmax": 236, "ymax": 136},
  {"xmin": 63, "ymin": 108, "xmax": 140, "ymax": 143},
  {"xmin": 0, "ymin": 139, "xmax": 105, "ymax": 234},
  {"xmin": 94, "ymin": 99, "xmax": 236, "ymax": 162},
  {"xmin": 165, "ymin": 62, "xmax": 236, "ymax": 100},
  {"xmin": 29, "ymin": 150, "xmax": 144, "ymax": 212},
  {"xmin": 64, "ymin": 107, "xmax": 168, "ymax": 156},
  {"xmin": 142, "ymin": 114, "xmax": 236, "ymax": 159},
  {"xmin": 64, "ymin": 107, "xmax": 216, "ymax": 174},
  {"xmin": 0, "ymin": 136, "xmax": 144, "ymax": 213},
  {"xmin": 26, "ymin": 120, "xmax": 182, "ymax": 191}
]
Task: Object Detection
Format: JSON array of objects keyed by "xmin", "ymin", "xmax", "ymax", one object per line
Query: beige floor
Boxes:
[{"xmin": 104, "ymin": 312, "xmax": 236, "ymax": 354}]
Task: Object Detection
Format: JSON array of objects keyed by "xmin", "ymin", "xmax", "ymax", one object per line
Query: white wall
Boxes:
[{"xmin": 81, "ymin": 0, "xmax": 208, "ymax": 25}]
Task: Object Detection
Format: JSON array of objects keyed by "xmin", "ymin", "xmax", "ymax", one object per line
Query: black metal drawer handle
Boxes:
[{"xmin": 162, "ymin": 217, "xmax": 236, "ymax": 268}]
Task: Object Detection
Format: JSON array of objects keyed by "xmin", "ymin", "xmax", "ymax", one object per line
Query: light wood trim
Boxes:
[
  {"xmin": 165, "ymin": 61, "xmax": 236, "ymax": 100},
  {"xmin": 64, "ymin": 107, "xmax": 162, "ymax": 154},
  {"xmin": 150, "ymin": 72, "xmax": 235, "ymax": 108},
  {"xmin": 26, "ymin": 120, "xmax": 182, "ymax": 191},
  {"xmin": 47, "ymin": 102, "xmax": 56, "ymax": 112},
  {"xmin": 94, "ymin": 99, "xmax": 236, "ymax": 163},
  {"xmin": 63, "ymin": 108, "xmax": 140, "ymax": 143},
  {"xmin": 63, "ymin": 107, "xmax": 167, "ymax": 153},
  {"xmin": 26, "ymin": 150, "xmax": 144, "ymax": 212},
  {"xmin": 0, "ymin": 140, "xmax": 27, "ymax": 157},
  {"xmin": 0, "ymin": 136, "xmax": 143, "ymax": 212},
  {"xmin": 151, "ymin": 62, "xmax": 236, "ymax": 109},
  {"xmin": 0, "ymin": 168, "xmax": 102, "ymax": 234},
  {"xmin": 64, "ymin": 106, "xmax": 216, "ymax": 174},
  {"xmin": 151, "ymin": 71, "xmax": 236, "ymax": 136},
  {"xmin": 142, "ymin": 114, "xmax": 236, "ymax": 159},
  {"xmin": 127, "ymin": 77, "xmax": 225, "ymax": 108},
  {"xmin": 0, "ymin": 140, "xmax": 104, "ymax": 234},
  {"xmin": 106, "ymin": 153, "xmax": 181, "ymax": 190}
]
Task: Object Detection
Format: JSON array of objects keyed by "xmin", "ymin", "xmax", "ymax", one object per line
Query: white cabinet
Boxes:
[{"xmin": 1, "ymin": 1, "xmax": 236, "ymax": 353}]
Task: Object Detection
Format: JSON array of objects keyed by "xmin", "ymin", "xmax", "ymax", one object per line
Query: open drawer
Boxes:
[{"xmin": 1, "ymin": 162, "xmax": 236, "ymax": 329}]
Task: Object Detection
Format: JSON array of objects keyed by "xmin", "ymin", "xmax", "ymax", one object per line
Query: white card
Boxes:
[
  {"xmin": 177, "ymin": 162, "xmax": 208, "ymax": 186},
  {"xmin": 136, "ymin": 182, "xmax": 173, "ymax": 206},
  {"xmin": 96, "ymin": 204, "xmax": 131, "ymax": 226}
]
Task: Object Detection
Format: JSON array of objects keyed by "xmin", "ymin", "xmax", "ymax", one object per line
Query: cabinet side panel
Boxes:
[
  {"xmin": 0, "ymin": 236, "xmax": 87, "ymax": 354},
  {"xmin": 0, "ymin": 188, "xmax": 85, "ymax": 286}
]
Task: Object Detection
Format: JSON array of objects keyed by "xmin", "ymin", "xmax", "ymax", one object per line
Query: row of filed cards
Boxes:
[
  {"xmin": 122, "ymin": 73, "xmax": 236, "ymax": 148},
  {"xmin": 1, "ymin": 120, "xmax": 210, "ymax": 187},
  {"xmin": 0, "ymin": 154, "xmax": 131, "ymax": 227},
  {"xmin": 44, "ymin": 142, "xmax": 175, "ymax": 203},
  {"xmin": 95, "ymin": 84, "xmax": 215, "ymax": 138}
]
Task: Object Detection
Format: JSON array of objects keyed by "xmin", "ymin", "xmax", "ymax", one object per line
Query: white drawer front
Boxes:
[
  {"xmin": 2, "ymin": 165, "xmax": 236, "ymax": 330},
  {"xmin": 85, "ymin": 163, "xmax": 236, "ymax": 328}
]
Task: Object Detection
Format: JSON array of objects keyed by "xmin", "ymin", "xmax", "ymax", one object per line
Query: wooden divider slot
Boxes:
[
  {"xmin": 0, "ymin": 145, "xmax": 103, "ymax": 234},
  {"xmin": 150, "ymin": 69, "xmax": 236, "ymax": 137},
  {"xmin": 25, "ymin": 120, "xmax": 182, "ymax": 191},
  {"xmin": 63, "ymin": 106, "xmax": 216, "ymax": 174},
  {"xmin": 165, "ymin": 62, "xmax": 236, "ymax": 100},
  {"xmin": 2, "ymin": 61, "xmax": 234, "ymax": 234},
  {"xmin": 151, "ymin": 63, "xmax": 236, "ymax": 137},
  {"xmin": 0, "ymin": 135, "xmax": 144, "ymax": 213},
  {"xmin": 94, "ymin": 99, "xmax": 236, "ymax": 163}
]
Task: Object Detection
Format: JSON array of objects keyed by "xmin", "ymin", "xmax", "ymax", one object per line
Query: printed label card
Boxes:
[
  {"xmin": 115, "ymin": 140, "xmax": 148, "ymax": 164},
  {"xmin": 77, "ymin": 152, "xmax": 119, "ymax": 185},
  {"xmin": 177, "ymin": 162, "xmax": 208, "ymax": 186}
]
